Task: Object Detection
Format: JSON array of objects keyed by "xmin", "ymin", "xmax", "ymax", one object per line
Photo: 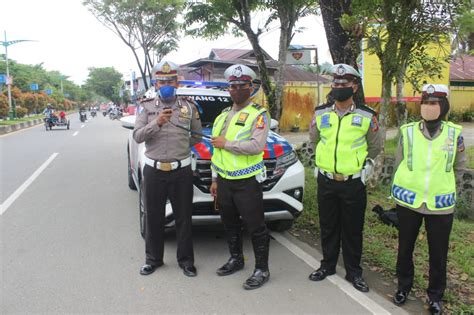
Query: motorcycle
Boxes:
[
  {"xmin": 102, "ymin": 111, "xmax": 107, "ymax": 117},
  {"xmin": 109, "ymin": 108, "xmax": 123, "ymax": 120},
  {"xmin": 91, "ymin": 110, "xmax": 97, "ymax": 118},
  {"xmin": 79, "ymin": 111, "xmax": 87, "ymax": 122}
]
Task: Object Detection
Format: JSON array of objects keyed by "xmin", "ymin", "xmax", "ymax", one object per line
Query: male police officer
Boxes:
[
  {"xmin": 308, "ymin": 64, "xmax": 382, "ymax": 292},
  {"xmin": 209, "ymin": 64, "xmax": 271, "ymax": 290},
  {"xmin": 133, "ymin": 61, "xmax": 202, "ymax": 277}
]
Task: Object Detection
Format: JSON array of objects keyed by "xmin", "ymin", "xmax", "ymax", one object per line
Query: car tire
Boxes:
[
  {"xmin": 127, "ymin": 151, "xmax": 137, "ymax": 190},
  {"xmin": 267, "ymin": 219, "xmax": 294, "ymax": 232},
  {"xmin": 67, "ymin": 121, "xmax": 70, "ymax": 130},
  {"xmin": 139, "ymin": 182, "xmax": 146, "ymax": 239}
]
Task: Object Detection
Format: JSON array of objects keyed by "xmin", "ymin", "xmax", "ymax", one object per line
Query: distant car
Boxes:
[{"xmin": 122, "ymin": 82, "xmax": 305, "ymax": 238}]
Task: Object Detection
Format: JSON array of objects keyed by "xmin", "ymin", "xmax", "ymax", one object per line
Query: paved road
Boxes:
[{"xmin": 1, "ymin": 114, "xmax": 407, "ymax": 314}]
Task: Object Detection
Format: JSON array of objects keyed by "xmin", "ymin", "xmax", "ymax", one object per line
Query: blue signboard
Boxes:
[
  {"xmin": 64, "ymin": 93, "xmax": 70, "ymax": 98},
  {"xmin": 30, "ymin": 83, "xmax": 39, "ymax": 91},
  {"xmin": 0, "ymin": 74, "xmax": 6, "ymax": 84},
  {"xmin": 45, "ymin": 89, "xmax": 52, "ymax": 95}
]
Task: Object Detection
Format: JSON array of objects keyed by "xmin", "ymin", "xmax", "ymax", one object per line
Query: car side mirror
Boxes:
[
  {"xmin": 120, "ymin": 116, "xmax": 136, "ymax": 130},
  {"xmin": 270, "ymin": 119, "xmax": 279, "ymax": 132}
]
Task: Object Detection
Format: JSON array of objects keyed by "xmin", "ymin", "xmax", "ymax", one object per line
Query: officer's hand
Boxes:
[
  {"xmin": 210, "ymin": 181, "xmax": 218, "ymax": 197},
  {"xmin": 156, "ymin": 108, "xmax": 173, "ymax": 126},
  {"xmin": 211, "ymin": 136, "xmax": 227, "ymax": 149}
]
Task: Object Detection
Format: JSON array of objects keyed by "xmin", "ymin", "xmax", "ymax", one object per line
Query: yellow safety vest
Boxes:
[
  {"xmin": 211, "ymin": 103, "xmax": 267, "ymax": 180},
  {"xmin": 315, "ymin": 105, "xmax": 374, "ymax": 175},
  {"xmin": 391, "ymin": 121, "xmax": 462, "ymax": 211}
]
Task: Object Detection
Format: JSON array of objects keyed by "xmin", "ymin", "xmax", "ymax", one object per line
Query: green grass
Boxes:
[
  {"xmin": 467, "ymin": 146, "xmax": 474, "ymax": 169},
  {"xmin": 295, "ymin": 168, "xmax": 474, "ymax": 314},
  {"xmin": 0, "ymin": 115, "xmax": 44, "ymax": 125},
  {"xmin": 384, "ymin": 137, "xmax": 399, "ymax": 156}
]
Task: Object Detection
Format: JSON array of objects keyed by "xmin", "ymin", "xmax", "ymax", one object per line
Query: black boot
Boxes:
[
  {"xmin": 243, "ymin": 227, "xmax": 270, "ymax": 290},
  {"xmin": 216, "ymin": 225, "xmax": 244, "ymax": 276}
]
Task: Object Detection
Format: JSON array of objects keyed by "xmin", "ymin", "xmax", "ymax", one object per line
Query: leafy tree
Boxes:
[
  {"xmin": 0, "ymin": 94, "xmax": 8, "ymax": 118},
  {"xmin": 85, "ymin": 67, "xmax": 123, "ymax": 104},
  {"xmin": 185, "ymin": 0, "xmax": 276, "ymax": 113},
  {"xmin": 268, "ymin": 0, "xmax": 319, "ymax": 119},
  {"xmin": 84, "ymin": 0, "xmax": 183, "ymax": 90}
]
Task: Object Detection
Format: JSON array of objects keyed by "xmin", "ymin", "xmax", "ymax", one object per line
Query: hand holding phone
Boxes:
[{"xmin": 156, "ymin": 107, "xmax": 173, "ymax": 126}]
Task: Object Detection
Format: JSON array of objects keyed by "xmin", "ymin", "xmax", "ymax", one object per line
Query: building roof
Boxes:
[
  {"xmin": 209, "ymin": 48, "xmax": 273, "ymax": 61},
  {"xmin": 181, "ymin": 58, "xmax": 329, "ymax": 83},
  {"xmin": 450, "ymin": 54, "xmax": 474, "ymax": 81}
]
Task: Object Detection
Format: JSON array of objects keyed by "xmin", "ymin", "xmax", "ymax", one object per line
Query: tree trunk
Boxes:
[
  {"xmin": 274, "ymin": 13, "xmax": 290, "ymax": 121},
  {"xmin": 319, "ymin": 0, "xmax": 365, "ymax": 106},
  {"xmin": 395, "ymin": 65, "xmax": 407, "ymax": 127}
]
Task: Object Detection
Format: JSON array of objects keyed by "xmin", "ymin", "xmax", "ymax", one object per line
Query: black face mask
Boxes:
[{"xmin": 331, "ymin": 87, "xmax": 354, "ymax": 102}]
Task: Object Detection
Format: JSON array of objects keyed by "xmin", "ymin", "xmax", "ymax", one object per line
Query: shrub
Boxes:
[{"xmin": 15, "ymin": 106, "xmax": 27, "ymax": 118}]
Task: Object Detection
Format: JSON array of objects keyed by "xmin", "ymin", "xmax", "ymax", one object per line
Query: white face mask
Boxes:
[{"xmin": 420, "ymin": 104, "xmax": 440, "ymax": 121}]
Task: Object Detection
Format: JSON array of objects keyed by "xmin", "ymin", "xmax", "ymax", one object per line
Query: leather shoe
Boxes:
[
  {"xmin": 216, "ymin": 257, "xmax": 244, "ymax": 276},
  {"xmin": 308, "ymin": 268, "xmax": 335, "ymax": 281},
  {"xmin": 139, "ymin": 263, "xmax": 162, "ymax": 276},
  {"xmin": 393, "ymin": 290, "xmax": 409, "ymax": 306},
  {"xmin": 243, "ymin": 269, "xmax": 270, "ymax": 290},
  {"xmin": 345, "ymin": 275, "xmax": 369, "ymax": 292},
  {"xmin": 181, "ymin": 265, "xmax": 197, "ymax": 277},
  {"xmin": 428, "ymin": 300, "xmax": 442, "ymax": 315}
]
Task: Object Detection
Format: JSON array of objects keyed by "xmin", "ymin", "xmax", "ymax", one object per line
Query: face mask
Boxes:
[
  {"xmin": 331, "ymin": 87, "xmax": 354, "ymax": 102},
  {"xmin": 420, "ymin": 104, "xmax": 440, "ymax": 121},
  {"xmin": 229, "ymin": 88, "xmax": 251, "ymax": 105},
  {"xmin": 158, "ymin": 85, "xmax": 176, "ymax": 100}
]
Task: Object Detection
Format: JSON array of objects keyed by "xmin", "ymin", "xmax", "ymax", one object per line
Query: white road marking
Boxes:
[
  {"xmin": 0, "ymin": 153, "xmax": 59, "ymax": 215},
  {"xmin": 271, "ymin": 232, "xmax": 393, "ymax": 315},
  {"xmin": 72, "ymin": 131, "xmax": 79, "ymax": 136},
  {"xmin": 81, "ymin": 124, "xmax": 85, "ymax": 128}
]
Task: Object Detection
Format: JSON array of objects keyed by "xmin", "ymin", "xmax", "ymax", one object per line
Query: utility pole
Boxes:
[{"xmin": 1, "ymin": 31, "xmax": 36, "ymax": 119}]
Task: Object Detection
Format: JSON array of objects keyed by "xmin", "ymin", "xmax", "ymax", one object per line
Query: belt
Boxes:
[
  {"xmin": 320, "ymin": 170, "xmax": 361, "ymax": 182},
  {"xmin": 144, "ymin": 156, "xmax": 191, "ymax": 171}
]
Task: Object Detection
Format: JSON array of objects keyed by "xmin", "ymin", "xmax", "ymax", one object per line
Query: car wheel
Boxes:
[
  {"xmin": 139, "ymin": 182, "xmax": 146, "ymax": 239},
  {"xmin": 127, "ymin": 151, "xmax": 137, "ymax": 190},
  {"xmin": 267, "ymin": 219, "xmax": 294, "ymax": 232},
  {"xmin": 67, "ymin": 121, "xmax": 70, "ymax": 130}
]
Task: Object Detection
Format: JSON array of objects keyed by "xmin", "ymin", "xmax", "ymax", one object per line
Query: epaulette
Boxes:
[
  {"xmin": 315, "ymin": 103, "xmax": 332, "ymax": 111},
  {"xmin": 357, "ymin": 104, "xmax": 377, "ymax": 116},
  {"xmin": 251, "ymin": 103, "xmax": 264, "ymax": 110},
  {"xmin": 139, "ymin": 97, "xmax": 154, "ymax": 104}
]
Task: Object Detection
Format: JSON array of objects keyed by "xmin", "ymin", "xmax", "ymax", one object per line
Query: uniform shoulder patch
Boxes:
[
  {"xmin": 357, "ymin": 104, "xmax": 377, "ymax": 116},
  {"xmin": 255, "ymin": 114, "xmax": 267, "ymax": 129},
  {"xmin": 457, "ymin": 134, "xmax": 465, "ymax": 152}
]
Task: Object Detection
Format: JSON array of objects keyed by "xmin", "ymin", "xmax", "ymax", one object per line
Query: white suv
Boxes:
[{"xmin": 122, "ymin": 84, "xmax": 305, "ymax": 237}]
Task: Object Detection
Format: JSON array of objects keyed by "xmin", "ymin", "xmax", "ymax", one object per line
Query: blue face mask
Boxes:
[{"xmin": 158, "ymin": 85, "xmax": 176, "ymax": 99}]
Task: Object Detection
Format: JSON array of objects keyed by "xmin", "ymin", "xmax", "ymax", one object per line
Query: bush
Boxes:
[{"xmin": 15, "ymin": 106, "xmax": 27, "ymax": 118}]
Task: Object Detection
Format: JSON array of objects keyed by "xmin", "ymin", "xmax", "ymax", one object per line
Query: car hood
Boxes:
[{"xmin": 191, "ymin": 127, "xmax": 294, "ymax": 160}]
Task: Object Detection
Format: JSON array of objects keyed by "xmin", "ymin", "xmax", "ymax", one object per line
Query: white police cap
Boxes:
[
  {"xmin": 331, "ymin": 64, "xmax": 361, "ymax": 83},
  {"xmin": 224, "ymin": 64, "xmax": 257, "ymax": 84},
  {"xmin": 422, "ymin": 84, "xmax": 449, "ymax": 100},
  {"xmin": 152, "ymin": 61, "xmax": 179, "ymax": 81}
]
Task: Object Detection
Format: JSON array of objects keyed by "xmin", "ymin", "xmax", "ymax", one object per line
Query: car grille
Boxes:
[{"xmin": 193, "ymin": 159, "xmax": 281, "ymax": 193}]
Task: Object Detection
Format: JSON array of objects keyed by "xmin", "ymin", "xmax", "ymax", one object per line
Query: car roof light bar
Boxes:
[{"xmin": 179, "ymin": 80, "xmax": 229, "ymax": 88}]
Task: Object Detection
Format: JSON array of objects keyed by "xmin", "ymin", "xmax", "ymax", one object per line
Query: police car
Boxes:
[{"xmin": 122, "ymin": 82, "xmax": 305, "ymax": 237}]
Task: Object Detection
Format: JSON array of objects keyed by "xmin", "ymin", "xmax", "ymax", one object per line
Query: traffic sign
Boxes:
[
  {"xmin": 30, "ymin": 83, "xmax": 39, "ymax": 91},
  {"xmin": 45, "ymin": 89, "xmax": 52, "ymax": 95},
  {"xmin": 0, "ymin": 74, "xmax": 6, "ymax": 84}
]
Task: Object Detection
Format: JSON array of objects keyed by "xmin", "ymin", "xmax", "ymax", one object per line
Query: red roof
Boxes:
[
  {"xmin": 450, "ymin": 54, "xmax": 474, "ymax": 81},
  {"xmin": 210, "ymin": 49, "xmax": 253, "ymax": 60}
]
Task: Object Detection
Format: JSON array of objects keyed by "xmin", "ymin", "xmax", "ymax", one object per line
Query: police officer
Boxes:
[
  {"xmin": 391, "ymin": 84, "xmax": 466, "ymax": 314},
  {"xmin": 308, "ymin": 64, "xmax": 382, "ymax": 292},
  {"xmin": 209, "ymin": 64, "xmax": 271, "ymax": 290},
  {"xmin": 133, "ymin": 61, "xmax": 202, "ymax": 277}
]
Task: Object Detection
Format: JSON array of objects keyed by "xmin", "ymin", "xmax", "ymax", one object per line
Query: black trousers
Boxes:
[
  {"xmin": 216, "ymin": 176, "xmax": 266, "ymax": 235},
  {"xmin": 143, "ymin": 164, "xmax": 194, "ymax": 267},
  {"xmin": 396, "ymin": 205, "xmax": 453, "ymax": 302},
  {"xmin": 317, "ymin": 175, "xmax": 367, "ymax": 278}
]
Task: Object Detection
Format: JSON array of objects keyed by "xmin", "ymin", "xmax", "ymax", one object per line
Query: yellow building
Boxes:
[{"xmin": 450, "ymin": 54, "xmax": 474, "ymax": 112}]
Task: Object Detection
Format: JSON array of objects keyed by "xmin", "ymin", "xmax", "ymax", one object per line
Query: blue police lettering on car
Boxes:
[
  {"xmin": 351, "ymin": 115, "xmax": 362, "ymax": 127},
  {"xmin": 320, "ymin": 114, "xmax": 330, "ymax": 128}
]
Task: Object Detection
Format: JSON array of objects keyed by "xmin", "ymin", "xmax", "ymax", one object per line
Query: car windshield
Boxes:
[{"xmin": 183, "ymin": 94, "xmax": 232, "ymax": 127}]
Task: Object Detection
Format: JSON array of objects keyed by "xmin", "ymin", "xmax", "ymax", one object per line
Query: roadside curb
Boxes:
[{"xmin": 0, "ymin": 119, "xmax": 44, "ymax": 135}]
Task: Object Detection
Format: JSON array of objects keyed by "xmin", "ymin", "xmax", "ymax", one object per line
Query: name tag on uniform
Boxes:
[
  {"xmin": 236, "ymin": 112, "xmax": 249, "ymax": 126},
  {"xmin": 320, "ymin": 114, "xmax": 330, "ymax": 128},
  {"xmin": 351, "ymin": 115, "xmax": 362, "ymax": 127}
]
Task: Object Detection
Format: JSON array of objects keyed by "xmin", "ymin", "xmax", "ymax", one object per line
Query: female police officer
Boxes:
[
  {"xmin": 308, "ymin": 64, "xmax": 382, "ymax": 293},
  {"xmin": 391, "ymin": 84, "xmax": 466, "ymax": 314},
  {"xmin": 133, "ymin": 61, "xmax": 202, "ymax": 277},
  {"xmin": 209, "ymin": 64, "xmax": 271, "ymax": 290}
]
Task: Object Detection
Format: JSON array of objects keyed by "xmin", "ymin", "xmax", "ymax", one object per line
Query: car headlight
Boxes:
[{"xmin": 273, "ymin": 151, "xmax": 298, "ymax": 176}]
